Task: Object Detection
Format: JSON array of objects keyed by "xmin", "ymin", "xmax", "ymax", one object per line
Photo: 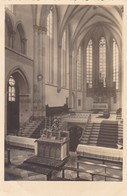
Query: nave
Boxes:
[{"xmin": 5, "ymin": 4, "xmax": 123, "ymax": 181}]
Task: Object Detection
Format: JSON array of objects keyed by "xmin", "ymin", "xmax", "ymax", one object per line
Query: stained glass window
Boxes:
[
  {"xmin": 8, "ymin": 76, "xmax": 16, "ymax": 102},
  {"xmin": 77, "ymin": 47, "xmax": 82, "ymax": 90},
  {"xmin": 113, "ymin": 39, "xmax": 119, "ymax": 90},
  {"xmin": 86, "ymin": 40, "xmax": 93, "ymax": 88}
]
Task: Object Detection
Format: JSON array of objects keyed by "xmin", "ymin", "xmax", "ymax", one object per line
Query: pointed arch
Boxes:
[
  {"xmin": 6, "ymin": 66, "xmax": 30, "ymax": 95},
  {"xmin": 5, "ymin": 12, "xmax": 14, "ymax": 47},
  {"xmin": 13, "ymin": 22, "xmax": 27, "ymax": 54}
]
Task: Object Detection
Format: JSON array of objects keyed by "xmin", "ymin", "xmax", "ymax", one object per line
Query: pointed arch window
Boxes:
[
  {"xmin": 61, "ymin": 30, "xmax": 67, "ymax": 88},
  {"xmin": 113, "ymin": 39, "xmax": 119, "ymax": 90},
  {"xmin": 47, "ymin": 7, "xmax": 53, "ymax": 83},
  {"xmin": 8, "ymin": 76, "xmax": 16, "ymax": 102},
  {"xmin": 47, "ymin": 8, "xmax": 53, "ymax": 39},
  {"xmin": 99, "ymin": 37, "xmax": 106, "ymax": 87},
  {"xmin": 86, "ymin": 40, "xmax": 93, "ymax": 88},
  {"xmin": 77, "ymin": 47, "xmax": 82, "ymax": 90}
]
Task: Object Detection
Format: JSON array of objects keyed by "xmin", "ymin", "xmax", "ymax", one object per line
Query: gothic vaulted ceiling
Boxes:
[{"xmin": 34, "ymin": 5, "xmax": 123, "ymax": 48}]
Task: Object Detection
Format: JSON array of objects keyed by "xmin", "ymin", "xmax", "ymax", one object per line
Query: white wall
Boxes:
[
  {"xmin": 84, "ymin": 97, "xmax": 93, "ymax": 111},
  {"xmin": 45, "ymin": 85, "xmax": 69, "ymax": 106}
]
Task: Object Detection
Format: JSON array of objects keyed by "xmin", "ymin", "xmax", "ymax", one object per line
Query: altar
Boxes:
[{"xmin": 35, "ymin": 137, "xmax": 69, "ymax": 161}]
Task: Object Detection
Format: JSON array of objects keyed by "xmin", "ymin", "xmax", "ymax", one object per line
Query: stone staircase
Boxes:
[
  {"xmin": 18, "ymin": 119, "xmax": 43, "ymax": 138},
  {"xmin": 18, "ymin": 118, "xmax": 67, "ymax": 139},
  {"xmin": 80, "ymin": 123, "xmax": 101, "ymax": 146},
  {"xmin": 80, "ymin": 120, "xmax": 123, "ymax": 149},
  {"xmin": 88, "ymin": 123, "xmax": 101, "ymax": 146},
  {"xmin": 80, "ymin": 123, "xmax": 93, "ymax": 145},
  {"xmin": 97, "ymin": 121, "xmax": 119, "ymax": 148}
]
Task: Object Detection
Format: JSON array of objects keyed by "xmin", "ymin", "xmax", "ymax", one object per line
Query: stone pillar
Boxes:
[
  {"xmin": 82, "ymin": 46, "xmax": 86, "ymax": 110},
  {"xmin": 68, "ymin": 54, "xmax": 72, "ymax": 109},
  {"xmin": 33, "ymin": 25, "xmax": 40, "ymax": 118},
  {"xmin": 57, "ymin": 45, "xmax": 62, "ymax": 92},
  {"xmin": 37, "ymin": 26, "xmax": 43, "ymax": 117},
  {"xmin": 41, "ymin": 27, "xmax": 47, "ymax": 116},
  {"xmin": 118, "ymin": 46, "xmax": 122, "ymax": 108},
  {"xmin": 33, "ymin": 25, "xmax": 47, "ymax": 118},
  {"xmin": 107, "ymin": 39, "xmax": 113, "ymax": 111},
  {"xmin": 74, "ymin": 51, "xmax": 78, "ymax": 110}
]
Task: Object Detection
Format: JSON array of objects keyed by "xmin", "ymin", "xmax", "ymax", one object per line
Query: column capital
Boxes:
[
  {"xmin": 38, "ymin": 26, "xmax": 47, "ymax": 34},
  {"xmin": 42, "ymin": 26, "xmax": 47, "ymax": 33}
]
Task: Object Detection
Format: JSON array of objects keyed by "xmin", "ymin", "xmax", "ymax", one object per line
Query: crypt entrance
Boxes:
[{"xmin": 69, "ymin": 126, "xmax": 83, "ymax": 152}]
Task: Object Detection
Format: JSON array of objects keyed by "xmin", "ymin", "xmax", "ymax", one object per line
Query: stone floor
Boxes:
[{"xmin": 4, "ymin": 148, "xmax": 122, "ymax": 181}]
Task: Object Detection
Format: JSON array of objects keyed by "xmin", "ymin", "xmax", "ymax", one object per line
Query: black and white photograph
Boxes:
[{"xmin": 4, "ymin": 1, "xmax": 125, "ymax": 184}]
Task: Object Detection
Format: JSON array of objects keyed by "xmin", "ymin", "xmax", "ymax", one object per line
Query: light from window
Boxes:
[
  {"xmin": 99, "ymin": 37, "xmax": 106, "ymax": 87},
  {"xmin": 113, "ymin": 39, "xmax": 119, "ymax": 90},
  {"xmin": 61, "ymin": 31, "xmax": 67, "ymax": 87},
  {"xmin": 47, "ymin": 8, "xmax": 53, "ymax": 83},
  {"xmin": 77, "ymin": 47, "xmax": 82, "ymax": 90},
  {"xmin": 86, "ymin": 40, "xmax": 93, "ymax": 88},
  {"xmin": 8, "ymin": 76, "xmax": 16, "ymax": 102},
  {"xmin": 47, "ymin": 8, "xmax": 53, "ymax": 39}
]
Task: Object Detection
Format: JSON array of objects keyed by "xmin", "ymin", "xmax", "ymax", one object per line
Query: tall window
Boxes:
[
  {"xmin": 99, "ymin": 37, "xmax": 106, "ymax": 87},
  {"xmin": 113, "ymin": 39, "xmax": 119, "ymax": 90},
  {"xmin": 77, "ymin": 47, "xmax": 82, "ymax": 90},
  {"xmin": 47, "ymin": 8, "xmax": 53, "ymax": 83},
  {"xmin": 8, "ymin": 76, "xmax": 16, "ymax": 102},
  {"xmin": 86, "ymin": 40, "xmax": 93, "ymax": 88},
  {"xmin": 61, "ymin": 30, "xmax": 67, "ymax": 87}
]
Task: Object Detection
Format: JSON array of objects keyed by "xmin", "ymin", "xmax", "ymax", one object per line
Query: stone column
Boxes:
[
  {"xmin": 107, "ymin": 39, "xmax": 113, "ymax": 111},
  {"xmin": 37, "ymin": 26, "xmax": 43, "ymax": 117},
  {"xmin": 57, "ymin": 45, "xmax": 62, "ymax": 92},
  {"xmin": 33, "ymin": 25, "xmax": 39, "ymax": 118},
  {"xmin": 82, "ymin": 45, "xmax": 86, "ymax": 110},
  {"xmin": 118, "ymin": 47, "xmax": 122, "ymax": 108},
  {"xmin": 41, "ymin": 27, "xmax": 47, "ymax": 116},
  {"xmin": 74, "ymin": 51, "xmax": 78, "ymax": 110},
  {"xmin": 68, "ymin": 54, "xmax": 72, "ymax": 109}
]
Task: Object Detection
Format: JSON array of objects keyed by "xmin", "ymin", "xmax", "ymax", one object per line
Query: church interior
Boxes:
[{"xmin": 5, "ymin": 4, "xmax": 123, "ymax": 181}]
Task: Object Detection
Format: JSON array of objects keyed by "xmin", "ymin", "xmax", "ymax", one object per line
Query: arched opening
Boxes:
[
  {"xmin": 5, "ymin": 13, "xmax": 13, "ymax": 47},
  {"xmin": 69, "ymin": 126, "xmax": 83, "ymax": 152},
  {"xmin": 7, "ymin": 75, "xmax": 19, "ymax": 135},
  {"xmin": 7, "ymin": 70, "xmax": 29, "ymax": 135},
  {"xmin": 14, "ymin": 23, "xmax": 26, "ymax": 54}
]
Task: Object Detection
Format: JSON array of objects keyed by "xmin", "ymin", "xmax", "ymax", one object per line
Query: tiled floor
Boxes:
[{"xmin": 5, "ymin": 149, "xmax": 122, "ymax": 181}]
